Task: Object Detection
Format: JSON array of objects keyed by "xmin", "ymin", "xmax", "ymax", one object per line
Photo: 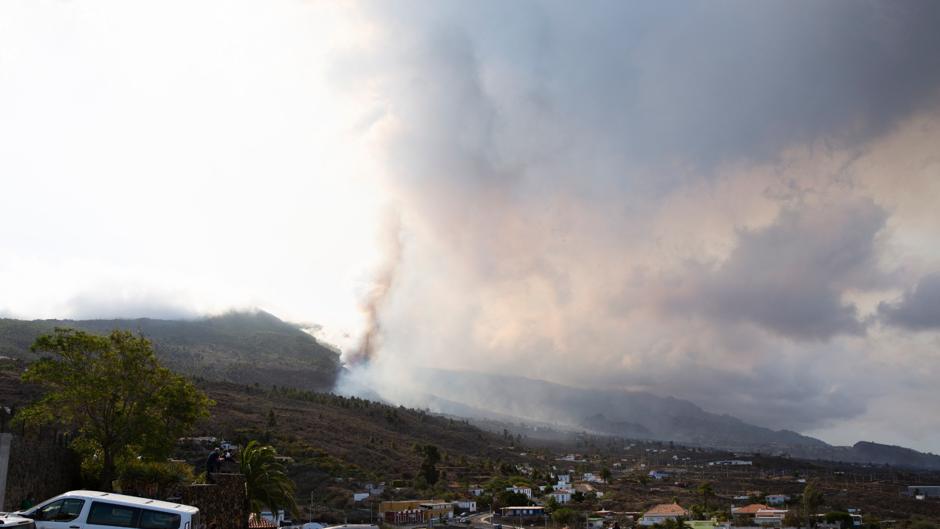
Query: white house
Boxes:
[
  {"xmin": 469, "ymin": 487, "xmax": 485, "ymax": 497},
  {"xmin": 582, "ymin": 473, "xmax": 605, "ymax": 484},
  {"xmin": 453, "ymin": 500, "xmax": 477, "ymax": 513},
  {"xmin": 639, "ymin": 504, "xmax": 688, "ymax": 526},
  {"xmin": 754, "ymin": 508, "xmax": 788, "ymax": 526},
  {"xmin": 765, "ymin": 494, "xmax": 789, "ymax": 506},
  {"xmin": 508, "ymin": 485, "xmax": 532, "ymax": 498},
  {"xmin": 353, "ymin": 492, "xmax": 370, "ymax": 502},
  {"xmin": 550, "ymin": 489, "xmax": 572, "ymax": 504},
  {"xmin": 648, "ymin": 470, "xmax": 671, "ymax": 480}
]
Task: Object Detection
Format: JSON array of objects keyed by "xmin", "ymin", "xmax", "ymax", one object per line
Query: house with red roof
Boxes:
[{"xmin": 639, "ymin": 503, "xmax": 688, "ymax": 526}]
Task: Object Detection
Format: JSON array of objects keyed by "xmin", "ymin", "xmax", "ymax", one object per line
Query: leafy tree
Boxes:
[
  {"xmin": 545, "ymin": 496, "xmax": 559, "ymax": 512},
  {"xmin": 802, "ymin": 482, "xmax": 824, "ymax": 527},
  {"xmin": 18, "ymin": 329, "xmax": 211, "ymax": 490},
  {"xmin": 697, "ymin": 481, "xmax": 714, "ymax": 510},
  {"xmin": 415, "ymin": 444, "xmax": 442, "ymax": 485},
  {"xmin": 552, "ymin": 508, "xmax": 576, "ymax": 526},
  {"xmin": 600, "ymin": 468, "xmax": 612, "ymax": 482},
  {"xmin": 496, "ymin": 491, "xmax": 530, "ymax": 507},
  {"xmin": 241, "ymin": 440, "xmax": 298, "ymax": 517}
]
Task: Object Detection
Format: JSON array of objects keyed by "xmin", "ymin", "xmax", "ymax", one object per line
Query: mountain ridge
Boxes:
[{"xmin": 1, "ymin": 312, "xmax": 938, "ymax": 469}]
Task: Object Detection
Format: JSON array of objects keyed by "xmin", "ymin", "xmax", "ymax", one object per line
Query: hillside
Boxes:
[
  {"xmin": 0, "ymin": 364, "xmax": 525, "ymax": 517},
  {"xmin": 0, "ymin": 311, "xmax": 341, "ymax": 391},
  {"xmin": 407, "ymin": 369, "xmax": 940, "ymax": 469}
]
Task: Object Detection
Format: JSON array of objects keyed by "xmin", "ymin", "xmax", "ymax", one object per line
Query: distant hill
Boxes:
[
  {"xmin": 406, "ymin": 369, "xmax": 940, "ymax": 470},
  {"xmin": 0, "ymin": 311, "xmax": 341, "ymax": 391},
  {"xmin": 0, "ymin": 366, "xmax": 524, "ymax": 514}
]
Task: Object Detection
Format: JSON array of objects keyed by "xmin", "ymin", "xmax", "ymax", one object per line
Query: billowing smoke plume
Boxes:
[
  {"xmin": 336, "ymin": 1, "xmax": 940, "ymax": 452},
  {"xmin": 346, "ymin": 211, "xmax": 403, "ymax": 366}
]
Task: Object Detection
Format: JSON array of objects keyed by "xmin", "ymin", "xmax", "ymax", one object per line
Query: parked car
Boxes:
[
  {"xmin": 0, "ymin": 513, "xmax": 35, "ymax": 529},
  {"xmin": 16, "ymin": 491, "xmax": 199, "ymax": 529}
]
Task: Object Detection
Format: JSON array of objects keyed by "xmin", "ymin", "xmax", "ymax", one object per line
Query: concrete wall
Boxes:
[
  {"xmin": 183, "ymin": 473, "xmax": 248, "ymax": 529},
  {"xmin": 1, "ymin": 430, "xmax": 81, "ymax": 511}
]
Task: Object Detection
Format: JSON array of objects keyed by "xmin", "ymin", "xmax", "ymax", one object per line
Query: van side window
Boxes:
[
  {"xmin": 34, "ymin": 500, "xmax": 64, "ymax": 521},
  {"xmin": 88, "ymin": 502, "xmax": 141, "ymax": 528},
  {"xmin": 53, "ymin": 499, "xmax": 86, "ymax": 521},
  {"xmin": 140, "ymin": 510, "xmax": 181, "ymax": 529}
]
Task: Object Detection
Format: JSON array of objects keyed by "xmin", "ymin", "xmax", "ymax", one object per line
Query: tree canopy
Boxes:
[
  {"xmin": 240, "ymin": 440, "xmax": 298, "ymax": 517},
  {"xmin": 18, "ymin": 328, "xmax": 212, "ymax": 490}
]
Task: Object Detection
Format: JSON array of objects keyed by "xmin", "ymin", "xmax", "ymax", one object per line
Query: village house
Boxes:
[
  {"xmin": 639, "ymin": 503, "xmax": 688, "ymax": 526},
  {"xmin": 550, "ymin": 489, "xmax": 573, "ymax": 504},
  {"xmin": 754, "ymin": 508, "xmax": 789, "ymax": 526},
  {"xmin": 379, "ymin": 500, "xmax": 454, "ymax": 526},
  {"xmin": 765, "ymin": 494, "xmax": 789, "ymax": 506},
  {"xmin": 507, "ymin": 484, "xmax": 533, "ymax": 498},
  {"xmin": 352, "ymin": 492, "xmax": 370, "ymax": 502},
  {"xmin": 453, "ymin": 500, "xmax": 477, "ymax": 513},
  {"xmin": 469, "ymin": 486, "xmax": 485, "ymax": 497},
  {"xmin": 500, "ymin": 506, "xmax": 546, "ymax": 524},
  {"xmin": 648, "ymin": 470, "xmax": 671, "ymax": 480}
]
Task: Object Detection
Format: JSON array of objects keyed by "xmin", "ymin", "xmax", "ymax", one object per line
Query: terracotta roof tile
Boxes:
[
  {"xmin": 734, "ymin": 504, "xmax": 770, "ymax": 515},
  {"xmin": 644, "ymin": 503, "xmax": 688, "ymax": 516}
]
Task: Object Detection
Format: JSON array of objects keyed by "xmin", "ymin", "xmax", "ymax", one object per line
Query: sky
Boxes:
[{"xmin": 2, "ymin": 1, "xmax": 940, "ymax": 452}]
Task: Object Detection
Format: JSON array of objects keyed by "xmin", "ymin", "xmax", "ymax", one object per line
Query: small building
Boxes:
[
  {"xmin": 639, "ymin": 504, "xmax": 688, "ymax": 526},
  {"xmin": 508, "ymin": 485, "xmax": 533, "ymax": 498},
  {"xmin": 379, "ymin": 500, "xmax": 453, "ymax": 526},
  {"xmin": 469, "ymin": 487, "xmax": 485, "ymax": 497},
  {"xmin": 648, "ymin": 470, "xmax": 671, "ymax": 480},
  {"xmin": 765, "ymin": 494, "xmax": 789, "ymax": 506},
  {"xmin": 754, "ymin": 508, "xmax": 788, "ymax": 526},
  {"xmin": 732, "ymin": 504, "xmax": 770, "ymax": 523},
  {"xmin": 550, "ymin": 489, "xmax": 572, "ymax": 504},
  {"xmin": 353, "ymin": 492, "xmax": 370, "ymax": 502},
  {"xmin": 453, "ymin": 500, "xmax": 477, "ymax": 513},
  {"xmin": 500, "ymin": 506, "xmax": 546, "ymax": 523}
]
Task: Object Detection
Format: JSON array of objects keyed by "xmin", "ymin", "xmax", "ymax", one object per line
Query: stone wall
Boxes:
[
  {"xmin": 182, "ymin": 473, "xmax": 248, "ymax": 529},
  {"xmin": 2, "ymin": 429, "xmax": 81, "ymax": 511}
]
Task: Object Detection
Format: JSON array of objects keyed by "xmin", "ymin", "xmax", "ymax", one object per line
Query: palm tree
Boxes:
[
  {"xmin": 697, "ymin": 481, "xmax": 714, "ymax": 510},
  {"xmin": 240, "ymin": 440, "xmax": 298, "ymax": 517}
]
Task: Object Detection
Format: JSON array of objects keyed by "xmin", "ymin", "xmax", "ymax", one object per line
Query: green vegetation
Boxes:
[
  {"xmin": 802, "ymin": 482, "xmax": 824, "ymax": 526},
  {"xmin": 415, "ymin": 444, "xmax": 441, "ymax": 486},
  {"xmin": 0, "ymin": 311, "xmax": 341, "ymax": 391},
  {"xmin": 241, "ymin": 440, "xmax": 299, "ymax": 517},
  {"xmin": 17, "ymin": 328, "xmax": 211, "ymax": 490}
]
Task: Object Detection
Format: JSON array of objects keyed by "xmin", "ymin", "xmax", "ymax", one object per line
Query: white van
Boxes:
[{"xmin": 16, "ymin": 491, "xmax": 199, "ymax": 529}]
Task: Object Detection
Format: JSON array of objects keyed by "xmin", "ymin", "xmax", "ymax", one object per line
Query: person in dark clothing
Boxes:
[{"xmin": 206, "ymin": 447, "xmax": 221, "ymax": 477}]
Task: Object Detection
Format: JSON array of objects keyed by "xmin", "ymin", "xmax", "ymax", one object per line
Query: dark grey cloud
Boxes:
[
  {"xmin": 364, "ymin": 0, "xmax": 940, "ymax": 176},
  {"xmin": 342, "ymin": 1, "xmax": 940, "ymax": 448},
  {"xmin": 879, "ymin": 273, "xmax": 940, "ymax": 331},
  {"xmin": 674, "ymin": 199, "xmax": 887, "ymax": 340}
]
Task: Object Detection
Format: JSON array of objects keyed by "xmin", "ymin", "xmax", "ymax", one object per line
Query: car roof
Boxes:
[{"xmin": 57, "ymin": 491, "xmax": 198, "ymax": 513}]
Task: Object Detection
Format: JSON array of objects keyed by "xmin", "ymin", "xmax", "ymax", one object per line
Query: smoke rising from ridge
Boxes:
[
  {"xmin": 337, "ymin": 1, "xmax": 940, "ymax": 452},
  {"xmin": 346, "ymin": 211, "xmax": 403, "ymax": 365}
]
